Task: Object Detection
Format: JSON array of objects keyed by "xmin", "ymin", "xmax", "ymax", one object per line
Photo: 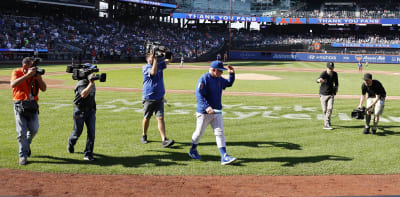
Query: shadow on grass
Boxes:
[
  {"xmin": 170, "ymin": 141, "xmax": 302, "ymax": 150},
  {"xmin": 33, "ymin": 150, "xmax": 192, "ymax": 168},
  {"xmin": 32, "ymin": 153, "xmax": 350, "ymax": 168},
  {"xmin": 234, "ymin": 155, "xmax": 352, "ymax": 167},
  {"xmin": 334, "ymin": 125, "xmax": 400, "ymax": 136},
  {"xmin": 376, "ymin": 125, "xmax": 400, "ymax": 136}
]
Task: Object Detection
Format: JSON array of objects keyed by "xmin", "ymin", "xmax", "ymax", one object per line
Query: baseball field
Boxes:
[{"xmin": 1, "ymin": 61, "xmax": 400, "ymax": 195}]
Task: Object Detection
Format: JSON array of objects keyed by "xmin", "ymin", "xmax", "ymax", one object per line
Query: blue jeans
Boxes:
[
  {"xmin": 68, "ymin": 107, "xmax": 96, "ymax": 157},
  {"xmin": 14, "ymin": 103, "xmax": 39, "ymax": 158}
]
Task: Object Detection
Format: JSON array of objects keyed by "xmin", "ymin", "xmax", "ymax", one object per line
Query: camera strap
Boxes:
[{"xmin": 27, "ymin": 77, "xmax": 39, "ymax": 98}]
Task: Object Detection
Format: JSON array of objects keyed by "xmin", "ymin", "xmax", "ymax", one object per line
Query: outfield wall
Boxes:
[{"xmin": 229, "ymin": 51, "xmax": 400, "ymax": 64}]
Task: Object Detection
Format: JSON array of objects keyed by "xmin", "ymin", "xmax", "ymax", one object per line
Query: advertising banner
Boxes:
[
  {"xmin": 332, "ymin": 43, "xmax": 400, "ymax": 48},
  {"xmin": 171, "ymin": 13, "xmax": 272, "ymax": 22},
  {"xmin": 229, "ymin": 51, "xmax": 400, "ymax": 64},
  {"xmin": 310, "ymin": 18, "xmax": 381, "ymax": 24},
  {"xmin": 173, "ymin": 13, "xmax": 400, "ymax": 25},
  {"xmin": 275, "ymin": 18, "xmax": 307, "ymax": 24},
  {"xmin": 0, "ymin": 48, "xmax": 48, "ymax": 52}
]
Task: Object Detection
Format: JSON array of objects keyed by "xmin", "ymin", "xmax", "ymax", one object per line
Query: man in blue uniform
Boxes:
[
  {"xmin": 141, "ymin": 51, "xmax": 174, "ymax": 148},
  {"xmin": 189, "ymin": 60, "xmax": 236, "ymax": 165}
]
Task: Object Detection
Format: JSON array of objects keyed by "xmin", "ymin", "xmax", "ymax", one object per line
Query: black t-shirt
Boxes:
[
  {"xmin": 362, "ymin": 80, "xmax": 386, "ymax": 98},
  {"xmin": 74, "ymin": 79, "xmax": 96, "ymax": 111},
  {"xmin": 319, "ymin": 70, "xmax": 339, "ymax": 95}
]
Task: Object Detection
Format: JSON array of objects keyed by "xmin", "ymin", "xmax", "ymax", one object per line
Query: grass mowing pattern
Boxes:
[{"xmin": 1, "ymin": 61, "xmax": 400, "ymax": 175}]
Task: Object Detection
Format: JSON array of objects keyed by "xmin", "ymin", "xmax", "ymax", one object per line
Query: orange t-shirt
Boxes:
[{"xmin": 11, "ymin": 68, "xmax": 39, "ymax": 101}]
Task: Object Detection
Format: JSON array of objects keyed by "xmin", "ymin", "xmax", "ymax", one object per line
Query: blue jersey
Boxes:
[
  {"xmin": 195, "ymin": 72, "xmax": 235, "ymax": 113},
  {"xmin": 142, "ymin": 61, "xmax": 166, "ymax": 100}
]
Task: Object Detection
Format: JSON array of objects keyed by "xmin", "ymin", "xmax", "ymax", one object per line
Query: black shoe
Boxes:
[
  {"xmin": 363, "ymin": 127, "xmax": 370, "ymax": 134},
  {"xmin": 67, "ymin": 144, "xmax": 74, "ymax": 153},
  {"xmin": 140, "ymin": 135, "xmax": 148, "ymax": 144},
  {"xmin": 372, "ymin": 127, "xmax": 377, "ymax": 134},
  {"xmin": 84, "ymin": 155, "xmax": 94, "ymax": 161},
  {"xmin": 161, "ymin": 138, "xmax": 175, "ymax": 148}
]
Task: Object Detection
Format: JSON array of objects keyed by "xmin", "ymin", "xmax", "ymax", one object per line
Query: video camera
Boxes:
[
  {"xmin": 145, "ymin": 40, "xmax": 172, "ymax": 59},
  {"xmin": 66, "ymin": 63, "xmax": 106, "ymax": 82},
  {"xmin": 32, "ymin": 58, "xmax": 45, "ymax": 75},
  {"xmin": 351, "ymin": 107, "xmax": 366, "ymax": 120}
]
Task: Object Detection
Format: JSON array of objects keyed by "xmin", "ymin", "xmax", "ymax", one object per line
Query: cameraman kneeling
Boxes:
[
  {"xmin": 67, "ymin": 73, "xmax": 97, "ymax": 160},
  {"xmin": 358, "ymin": 73, "xmax": 386, "ymax": 134}
]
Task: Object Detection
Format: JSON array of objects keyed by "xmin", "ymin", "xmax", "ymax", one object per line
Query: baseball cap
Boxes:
[
  {"xmin": 210, "ymin": 61, "xmax": 227, "ymax": 71},
  {"xmin": 327, "ymin": 62, "xmax": 334, "ymax": 69},
  {"xmin": 363, "ymin": 73, "xmax": 372, "ymax": 80}
]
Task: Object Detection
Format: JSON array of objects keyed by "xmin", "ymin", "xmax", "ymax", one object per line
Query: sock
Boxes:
[
  {"xmin": 219, "ymin": 147, "xmax": 226, "ymax": 157},
  {"xmin": 191, "ymin": 143, "xmax": 198, "ymax": 151}
]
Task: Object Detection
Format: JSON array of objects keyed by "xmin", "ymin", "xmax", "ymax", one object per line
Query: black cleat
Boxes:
[
  {"xmin": 363, "ymin": 127, "xmax": 370, "ymax": 134},
  {"xmin": 372, "ymin": 127, "xmax": 377, "ymax": 134},
  {"xmin": 67, "ymin": 144, "xmax": 74, "ymax": 153},
  {"xmin": 140, "ymin": 135, "xmax": 148, "ymax": 144}
]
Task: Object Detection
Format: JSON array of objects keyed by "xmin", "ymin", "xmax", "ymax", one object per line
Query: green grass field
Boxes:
[{"xmin": 1, "ymin": 61, "xmax": 400, "ymax": 175}]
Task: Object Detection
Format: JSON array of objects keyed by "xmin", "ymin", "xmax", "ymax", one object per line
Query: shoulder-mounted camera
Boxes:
[
  {"xmin": 32, "ymin": 58, "xmax": 45, "ymax": 75},
  {"xmin": 351, "ymin": 107, "xmax": 366, "ymax": 120},
  {"xmin": 66, "ymin": 63, "xmax": 106, "ymax": 82},
  {"xmin": 145, "ymin": 40, "xmax": 172, "ymax": 59}
]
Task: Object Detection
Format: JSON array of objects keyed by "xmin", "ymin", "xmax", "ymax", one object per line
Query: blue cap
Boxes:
[{"xmin": 210, "ymin": 61, "xmax": 227, "ymax": 71}]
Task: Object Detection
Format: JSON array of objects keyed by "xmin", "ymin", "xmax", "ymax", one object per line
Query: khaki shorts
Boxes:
[{"xmin": 366, "ymin": 97, "xmax": 385, "ymax": 116}]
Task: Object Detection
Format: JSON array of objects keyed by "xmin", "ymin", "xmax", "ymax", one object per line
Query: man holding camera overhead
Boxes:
[
  {"xmin": 10, "ymin": 57, "xmax": 47, "ymax": 165},
  {"xmin": 140, "ymin": 48, "xmax": 174, "ymax": 148},
  {"xmin": 67, "ymin": 68, "xmax": 97, "ymax": 161},
  {"xmin": 358, "ymin": 73, "xmax": 386, "ymax": 134}
]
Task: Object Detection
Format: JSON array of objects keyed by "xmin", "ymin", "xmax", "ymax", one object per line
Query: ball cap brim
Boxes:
[{"xmin": 210, "ymin": 61, "xmax": 227, "ymax": 71}]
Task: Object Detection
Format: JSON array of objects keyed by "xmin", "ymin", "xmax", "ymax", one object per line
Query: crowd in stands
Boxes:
[
  {"xmin": 232, "ymin": 30, "xmax": 400, "ymax": 45},
  {"xmin": 230, "ymin": 30, "xmax": 400, "ymax": 55},
  {"xmin": 0, "ymin": 13, "xmax": 223, "ymax": 61},
  {"xmin": 286, "ymin": 0, "xmax": 400, "ymax": 19},
  {"xmin": 2, "ymin": 0, "xmax": 400, "ymax": 62}
]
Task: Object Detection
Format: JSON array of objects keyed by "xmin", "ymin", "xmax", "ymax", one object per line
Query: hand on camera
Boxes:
[
  {"xmin": 88, "ymin": 73, "xmax": 96, "ymax": 82},
  {"xmin": 26, "ymin": 67, "xmax": 36, "ymax": 77}
]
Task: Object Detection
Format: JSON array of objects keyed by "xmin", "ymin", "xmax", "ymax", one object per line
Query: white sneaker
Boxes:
[{"xmin": 323, "ymin": 125, "xmax": 333, "ymax": 130}]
